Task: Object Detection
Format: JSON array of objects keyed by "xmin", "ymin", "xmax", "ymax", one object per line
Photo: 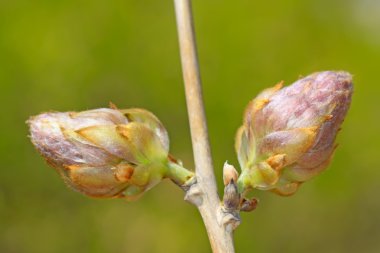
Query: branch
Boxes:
[{"xmin": 173, "ymin": 0, "xmax": 236, "ymax": 252}]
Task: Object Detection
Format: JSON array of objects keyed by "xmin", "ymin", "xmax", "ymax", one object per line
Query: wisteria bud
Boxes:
[
  {"xmin": 236, "ymin": 71, "xmax": 353, "ymax": 196},
  {"xmin": 223, "ymin": 161, "xmax": 239, "ymax": 186},
  {"xmin": 28, "ymin": 107, "xmax": 193, "ymax": 200}
]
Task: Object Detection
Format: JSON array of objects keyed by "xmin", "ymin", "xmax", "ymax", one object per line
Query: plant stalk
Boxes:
[{"xmin": 173, "ymin": 0, "xmax": 236, "ymax": 252}]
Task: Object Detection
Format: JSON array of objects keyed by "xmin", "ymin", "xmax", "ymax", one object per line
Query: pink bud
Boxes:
[
  {"xmin": 236, "ymin": 71, "xmax": 353, "ymax": 195},
  {"xmin": 28, "ymin": 107, "xmax": 170, "ymax": 199}
]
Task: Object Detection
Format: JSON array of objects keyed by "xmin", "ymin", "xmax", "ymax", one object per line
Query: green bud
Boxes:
[{"xmin": 236, "ymin": 71, "xmax": 353, "ymax": 196}]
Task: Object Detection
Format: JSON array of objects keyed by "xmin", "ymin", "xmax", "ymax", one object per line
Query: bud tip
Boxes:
[{"xmin": 223, "ymin": 161, "xmax": 239, "ymax": 186}]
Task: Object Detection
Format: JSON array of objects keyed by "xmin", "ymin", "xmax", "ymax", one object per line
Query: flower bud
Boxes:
[
  {"xmin": 236, "ymin": 71, "xmax": 353, "ymax": 195},
  {"xmin": 28, "ymin": 107, "xmax": 193, "ymax": 200}
]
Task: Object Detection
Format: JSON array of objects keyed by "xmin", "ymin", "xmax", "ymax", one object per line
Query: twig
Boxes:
[{"xmin": 173, "ymin": 0, "xmax": 236, "ymax": 252}]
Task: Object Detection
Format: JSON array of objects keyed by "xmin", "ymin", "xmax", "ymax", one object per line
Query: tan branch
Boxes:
[{"xmin": 173, "ymin": 0, "xmax": 236, "ymax": 252}]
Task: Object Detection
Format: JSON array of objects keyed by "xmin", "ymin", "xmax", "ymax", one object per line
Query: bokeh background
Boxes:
[{"xmin": 1, "ymin": 0, "xmax": 379, "ymax": 252}]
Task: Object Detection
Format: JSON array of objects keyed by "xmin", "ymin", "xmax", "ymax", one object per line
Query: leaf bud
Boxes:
[{"xmin": 223, "ymin": 161, "xmax": 239, "ymax": 186}]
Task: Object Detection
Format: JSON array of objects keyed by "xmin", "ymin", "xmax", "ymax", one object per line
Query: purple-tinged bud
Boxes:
[
  {"xmin": 236, "ymin": 71, "xmax": 353, "ymax": 196},
  {"xmin": 28, "ymin": 107, "xmax": 193, "ymax": 200}
]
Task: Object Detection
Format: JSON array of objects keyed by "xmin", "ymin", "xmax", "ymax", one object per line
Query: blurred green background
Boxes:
[{"xmin": 1, "ymin": 0, "xmax": 379, "ymax": 252}]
